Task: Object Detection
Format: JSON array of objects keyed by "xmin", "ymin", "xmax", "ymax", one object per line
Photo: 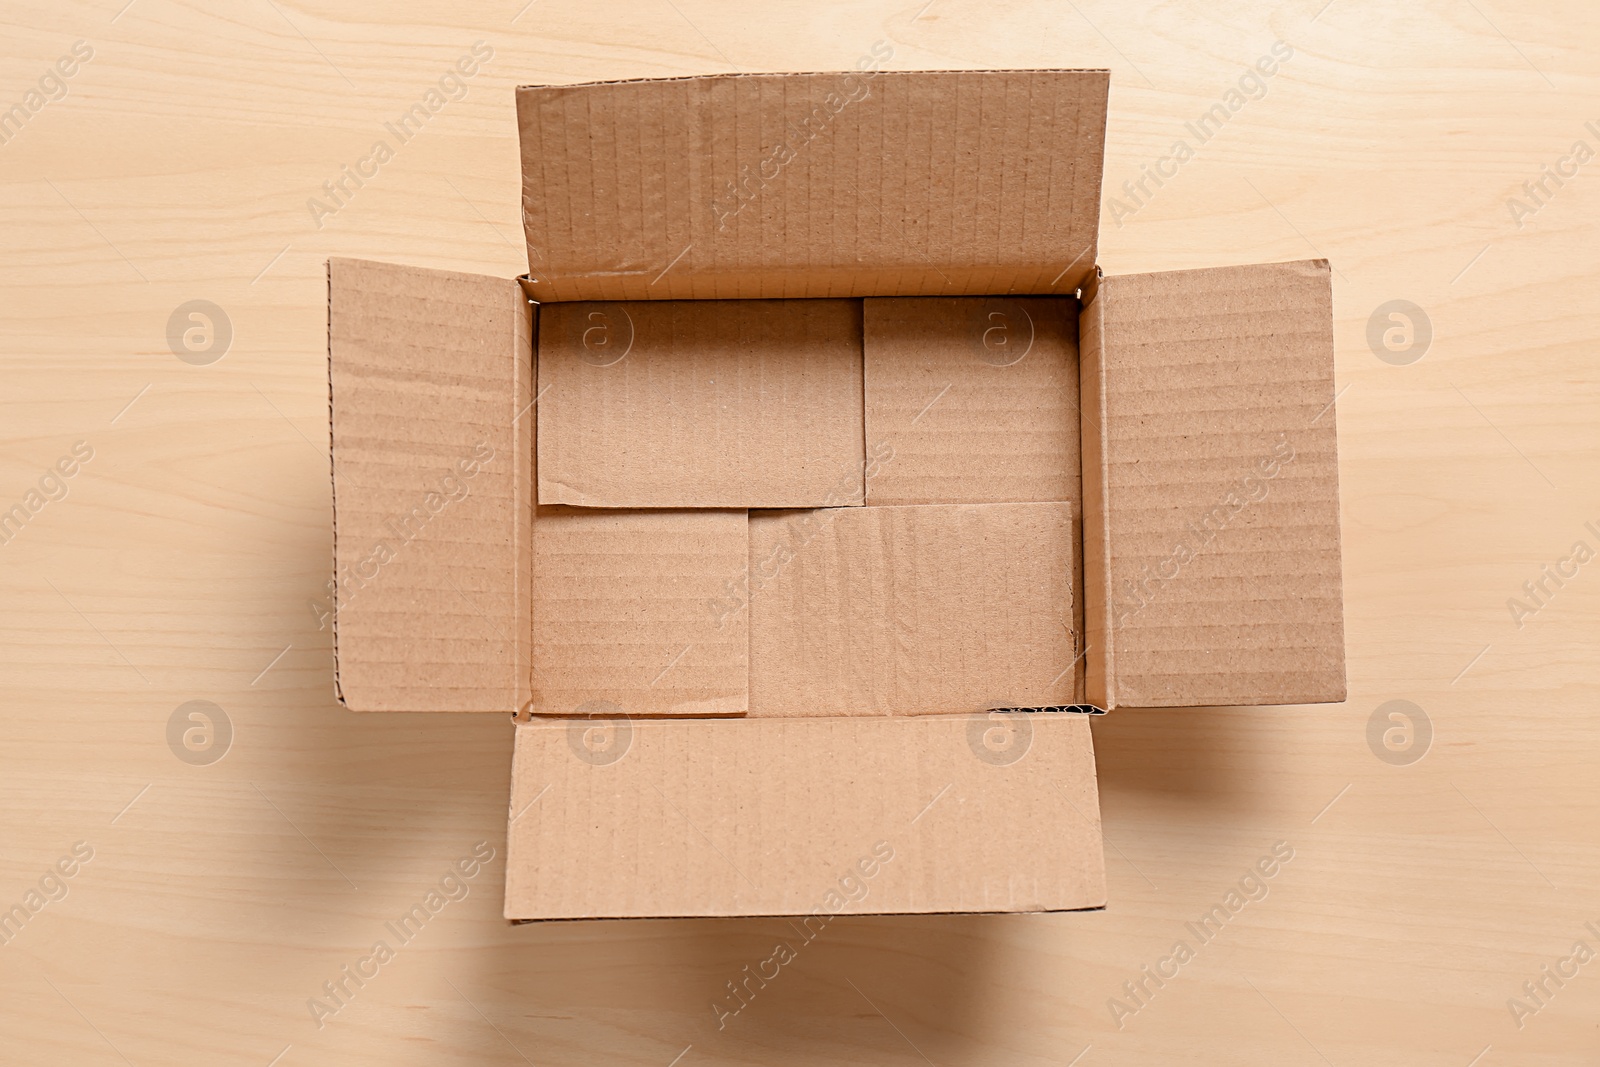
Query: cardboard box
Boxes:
[{"xmin": 326, "ymin": 69, "xmax": 1346, "ymax": 920}]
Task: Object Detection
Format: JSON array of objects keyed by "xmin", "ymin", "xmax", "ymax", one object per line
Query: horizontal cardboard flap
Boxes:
[
  {"xmin": 516, "ymin": 69, "xmax": 1108, "ymax": 300},
  {"xmin": 327, "ymin": 258, "xmax": 533, "ymax": 712},
  {"xmin": 506, "ymin": 713, "xmax": 1105, "ymax": 919},
  {"xmin": 748, "ymin": 502, "xmax": 1076, "ymax": 715},
  {"xmin": 532, "ymin": 508, "xmax": 748, "ymax": 716},
  {"xmin": 537, "ymin": 299, "xmax": 865, "ymax": 508},
  {"xmin": 1081, "ymin": 259, "xmax": 1346, "ymax": 710}
]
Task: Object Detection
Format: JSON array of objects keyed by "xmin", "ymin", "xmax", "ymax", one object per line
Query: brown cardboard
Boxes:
[
  {"xmin": 748, "ymin": 502, "xmax": 1076, "ymax": 716},
  {"xmin": 862, "ymin": 296, "xmax": 1082, "ymax": 507},
  {"xmin": 505, "ymin": 712, "xmax": 1105, "ymax": 919},
  {"xmin": 327, "ymin": 258, "xmax": 533, "ymax": 712},
  {"xmin": 516, "ymin": 70, "xmax": 1108, "ymax": 301},
  {"xmin": 537, "ymin": 299, "xmax": 864, "ymax": 508},
  {"xmin": 532, "ymin": 507, "xmax": 748, "ymax": 716},
  {"xmin": 1080, "ymin": 259, "xmax": 1346, "ymax": 709},
  {"xmin": 322, "ymin": 67, "xmax": 1352, "ymax": 924}
]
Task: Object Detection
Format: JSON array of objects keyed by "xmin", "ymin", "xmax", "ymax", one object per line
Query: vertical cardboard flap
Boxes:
[
  {"xmin": 506, "ymin": 713, "xmax": 1105, "ymax": 919},
  {"xmin": 516, "ymin": 69, "xmax": 1108, "ymax": 301},
  {"xmin": 328, "ymin": 258, "xmax": 533, "ymax": 712},
  {"xmin": 1081, "ymin": 260, "xmax": 1346, "ymax": 710}
]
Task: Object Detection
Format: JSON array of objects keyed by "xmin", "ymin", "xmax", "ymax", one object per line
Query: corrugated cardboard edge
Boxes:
[
  {"xmin": 1070, "ymin": 289, "xmax": 1089, "ymax": 706},
  {"xmin": 1078, "ymin": 270, "xmax": 1114, "ymax": 710},
  {"xmin": 509, "ymin": 903, "xmax": 1107, "ymax": 924},
  {"xmin": 514, "ymin": 67, "xmax": 1111, "ymax": 91},
  {"xmin": 327, "ymin": 260, "xmax": 343, "ymax": 706},
  {"xmin": 512, "ymin": 290, "xmax": 536, "ymax": 714}
]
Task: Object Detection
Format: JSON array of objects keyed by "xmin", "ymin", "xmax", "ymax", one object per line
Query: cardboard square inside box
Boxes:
[{"xmin": 326, "ymin": 70, "xmax": 1346, "ymax": 921}]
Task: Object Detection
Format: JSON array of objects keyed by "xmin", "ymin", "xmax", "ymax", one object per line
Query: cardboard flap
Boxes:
[
  {"xmin": 748, "ymin": 502, "xmax": 1076, "ymax": 716},
  {"xmin": 537, "ymin": 299, "xmax": 865, "ymax": 507},
  {"xmin": 532, "ymin": 508, "xmax": 748, "ymax": 716},
  {"xmin": 1080, "ymin": 260, "xmax": 1346, "ymax": 710},
  {"xmin": 327, "ymin": 258, "xmax": 533, "ymax": 712},
  {"xmin": 862, "ymin": 296, "xmax": 1082, "ymax": 507},
  {"xmin": 506, "ymin": 712, "xmax": 1105, "ymax": 919},
  {"xmin": 516, "ymin": 70, "xmax": 1108, "ymax": 301}
]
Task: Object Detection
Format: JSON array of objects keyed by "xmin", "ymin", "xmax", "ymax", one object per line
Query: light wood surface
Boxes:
[{"xmin": 3, "ymin": 1, "xmax": 1597, "ymax": 1063}]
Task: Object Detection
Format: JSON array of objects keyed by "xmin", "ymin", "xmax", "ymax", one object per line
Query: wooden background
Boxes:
[{"xmin": 3, "ymin": 1, "xmax": 1597, "ymax": 1063}]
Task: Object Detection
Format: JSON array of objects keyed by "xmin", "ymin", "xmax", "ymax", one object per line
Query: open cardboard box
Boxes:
[{"xmin": 326, "ymin": 70, "xmax": 1345, "ymax": 921}]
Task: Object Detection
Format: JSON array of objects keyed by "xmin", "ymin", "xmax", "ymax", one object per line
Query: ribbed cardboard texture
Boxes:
[
  {"xmin": 862, "ymin": 296, "xmax": 1082, "ymax": 507},
  {"xmin": 748, "ymin": 502, "xmax": 1076, "ymax": 716},
  {"xmin": 532, "ymin": 507, "xmax": 748, "ymax": 716},
  {"xmin": 537, "ymin": 299, "xmax": 864, "ymax": 508},
  {"xmin": 1080, "ymin": 260, "xmax": 1346, "ymax": 709},
  {"xmin": 327, "ymin": 258, "xmax": 533, "ymax": 712},
  {"xmin": 505, "ymin": 713, "xmax": 1105, "ymax": 920},
  {"xmin": 516, "ymin": 70, "xmax": 1108, "ymax": 301}
]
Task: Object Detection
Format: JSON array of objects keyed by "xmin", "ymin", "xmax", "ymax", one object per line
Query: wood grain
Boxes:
[{"xmin": 1, "ymin": 1, "xmax": 1596, "ymax": 1064}]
